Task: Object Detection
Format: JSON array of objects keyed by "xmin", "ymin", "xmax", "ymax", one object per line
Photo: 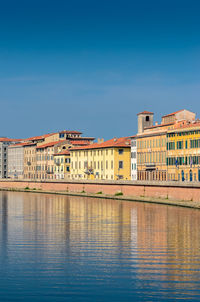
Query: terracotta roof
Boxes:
[
  {"xmin": 54, "ymin": 150, "xmax": 70, "ymax": 156},
  {"xmin": 137, "ymin": 111, "xmax": 154, "ymax": 115},
  {"xmin": 169, "ymin": 120, "xmax": 200, "ymax": 132},
  {"xmin": 59, "ymin": 130, "xmax": 82, "ymax": 134},
  {"xmin": 25, "ymin": 133, "xmax": 56, "ymax": 141},
  {"xmin": 144, "ymin": 122, "xmax": 175, "ymax": 130},
  {"xmin": 162, "ymin": 110, "xmax": 184, "ymax": 118},
  {"xmin": 0, "ymin": 137, "xmax": 22, "ymax": 142},
  {"xmin": 9, "ymin": 142, "xmax": 35, "ymax": 147},
  {"xmin": 70, "ymin": 137, "xmax": 131, "ymax": 151},
  {"xmin": 70, "ymin": 137, "xmax": 95, "ymax": 140},
  {"xmin": 36, "ymin": 140, "xmax": 65, "ymax": 149}
]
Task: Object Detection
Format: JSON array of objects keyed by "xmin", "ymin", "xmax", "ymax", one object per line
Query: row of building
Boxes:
[{"xmin": 2, "ymin": 108, "xmax": 200, "ymax": 182}]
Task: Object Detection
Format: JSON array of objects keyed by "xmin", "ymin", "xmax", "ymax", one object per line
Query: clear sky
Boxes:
[{"xmin": 0, "ymin": 0, "xmax": 200, "ymax": 140}]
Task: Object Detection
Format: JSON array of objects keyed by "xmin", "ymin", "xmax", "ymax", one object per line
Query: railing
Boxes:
[{"xmin": 46, "ymin": 171, "xmax": 54, "ymax": 174}]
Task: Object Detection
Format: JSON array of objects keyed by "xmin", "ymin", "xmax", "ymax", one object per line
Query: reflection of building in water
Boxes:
[
  {"xmin": 2, "ymin": 191, "xmax": 200, "ymax": 287},
  {"xmin": 22, "ymin": 193, "xmax": 70, "ymax": 246},
  {"xmin": 166, "ymin": 207, "xmax": 200, "ymax": 282},
  {"xmin": 0, "ymin": 192, "xmax": 25, "ymax": 263},
  {"xmin": 0, "ymin": 191, "xmax": 24, "ymax": 236},
  {"xmin": 136, "ymin": 202, "xmax": 200, "ymax": 284},
  {"xmin": 68, "ymin": 198, "xmax": 133, "ymax": 250},
  {"xmin": 22, "ymin": 194, "xmax": 137, "ymax": 260},
  {"xmin": 135, "ymin": 203, "xmax": 168, "ymax": 281},
  {"xmin": 0, "ymin": 192, "xmax": 8, "ymax": 257},
  {"xmin": 136, "ymin": 203, "xmax": 168, "ymax": 250}
]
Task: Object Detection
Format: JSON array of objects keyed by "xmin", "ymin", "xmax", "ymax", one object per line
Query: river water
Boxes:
[{"xmin": 0, "ymin": 191, "xmax": 200, "ymax": 301}]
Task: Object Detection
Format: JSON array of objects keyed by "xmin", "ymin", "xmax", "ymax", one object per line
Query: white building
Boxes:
[
  {"xmin": 131, "ymin": 136, "xmax": 137, "ymax": 180},
  {"xmin": 0, "ymin": 138, "xmax": 22, "ymax": 178},
  {"xmin": 8, "ymin": 143, "xmax": 26, "ymax": 179}
]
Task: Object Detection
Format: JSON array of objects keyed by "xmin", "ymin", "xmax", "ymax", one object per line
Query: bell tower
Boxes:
[{"xmin": 137, "ymin": 111, "xmax": 154, "ymax": 134}]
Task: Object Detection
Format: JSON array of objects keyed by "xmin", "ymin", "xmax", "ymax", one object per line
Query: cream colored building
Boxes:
[
  {"xmin": 23, "ymin": 131, "xmax": 94, "ymax": 180},
  {"xmin": 54, "ymin": 151, "xmax": 70, "ymax": 180},
  {"xmin": 24, "ymin": 143, "xmax": 37, "ymax": 179},
  {"xmin": 36, "ymin": 141, "xmax": 69, "ymax": 180}
]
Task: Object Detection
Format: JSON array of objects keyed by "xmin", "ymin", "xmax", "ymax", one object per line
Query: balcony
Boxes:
[
  {"xmin": 145, "ymin": 163, "xmax": 156, "ymax": 170},
  {"xmin": 47, "ymin": 171, "xmax": 54, "ymax": 174}
]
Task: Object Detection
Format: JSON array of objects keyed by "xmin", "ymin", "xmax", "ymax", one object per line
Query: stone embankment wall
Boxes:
[{"xmin": 0, "ymin": 179, "xmax": 200, "ymax": 202}]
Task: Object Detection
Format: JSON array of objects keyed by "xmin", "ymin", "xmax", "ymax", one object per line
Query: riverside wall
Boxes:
[{"xmin": 0, "ymin": 179, "xmax": 200, "ymax": 202}]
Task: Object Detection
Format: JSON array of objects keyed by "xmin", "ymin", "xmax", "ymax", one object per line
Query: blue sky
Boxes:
[{"xmin": 0, "ymin": 0, "xmax": 200, "ymax": 140}]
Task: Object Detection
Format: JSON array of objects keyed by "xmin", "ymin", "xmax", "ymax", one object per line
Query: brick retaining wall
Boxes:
[{"xmin": 0, "ymin": 179, "xmax": 200, "ymax": 202}]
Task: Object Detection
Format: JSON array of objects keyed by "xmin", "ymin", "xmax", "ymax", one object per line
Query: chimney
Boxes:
[{"xmin": 113, "ymin": 137, "xmax": 117, "ymax": 142}]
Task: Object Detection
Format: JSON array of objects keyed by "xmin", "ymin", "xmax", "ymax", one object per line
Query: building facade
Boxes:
[
  {"xmin": 131, "ymin": 136, "xmax": 137, "ymax": 180},
  {"xmin": 36, "ymin": 141, "xmax": 67, "ymax": 180},
  {"xmin": 8, "ymin": 143, "xmax": 26, "ymax": 179},
  {"xmin": 167, "ymin": 121, "xmax": 200, "ymax": 182},
  {"xmin": 70, "ymin": 137, "xmax": 131, "ymax": 180},
  {"xmin": 0, "ymin": 141, "xmax": 9, "ymax": 178},
  {"xmin": 0, "ymin": 138, "xmax": 23, "ymax": 178},
  {"xmin": 23, "ymin": 143, "xmax": 37, "ymax": 179},
  {"xmin": 134, "ymin": 110, "xmax": 196, "ymax": 181},
  {"xmin": 23, "ymin": 130, "xmax": 94, "ymax": 180},
  {"xmin": 54, "ymin": 151, "xmax": 70, "ymax": 179}
]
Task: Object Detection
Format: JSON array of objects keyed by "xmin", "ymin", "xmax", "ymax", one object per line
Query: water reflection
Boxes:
[{"xmin": 0, "ymin": 191, "xmax": 200, "ymax": 301}]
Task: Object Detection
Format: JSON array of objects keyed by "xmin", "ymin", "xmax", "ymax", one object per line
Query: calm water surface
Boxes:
[{"xmin": 0, "ymin": 191, "xmax": 200, "ymax": 301}]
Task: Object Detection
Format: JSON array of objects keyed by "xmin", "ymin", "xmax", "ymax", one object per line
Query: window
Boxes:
[
  {"xmin": 190, "ymin": 139, "xmax": 200, "ymax": 149},
  {"xmin": 131, "ymin": 152, "xmax": 136, "ymax": 159},
  {"xmin": 167, "ymin": 142, "xmax": 175, "ymax": 150},
  {"xmin": 59, "ymin": 133, "xmax": 65, "ymax": 138},
  {"xmin": 146, "ymin": 116, "xmax": 149, "ymax": 122},
  {"xmin": 119, "ymin": 161, "xmax": 123, "ymax": 169},
  {"xmin": 111, "ymin": 160, "xmax": 113, "ymax": 169},
  {"xmin": 185, "ymin": 140, "xmax": 188, "ymax": 149},
  {"xmin": 131, "ymin": 140, "xmax": 136, "ymax": 147},
  {"xmin": 118, "ymin": 149, "xmax": 124, "ymax": 155},
  {"xmin": 177, "ymin": 141, "xmax": 183, "ymax": 150}
]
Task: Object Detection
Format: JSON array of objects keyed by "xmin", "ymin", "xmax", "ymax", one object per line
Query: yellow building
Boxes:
[
  {"xmin": 167, "ymin": 120, "xmax": 200, "ymax": 182},
  {"xmin": 70, "ymin": 137, "xmax": 131, "ymax": 180},
  {"xmin": 54, "ymin": 150, "xmax": 70, "ymax": 179},
  {"xmin": 135, "ymin": 110, "xmax": 196, "ymax": 181}
]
